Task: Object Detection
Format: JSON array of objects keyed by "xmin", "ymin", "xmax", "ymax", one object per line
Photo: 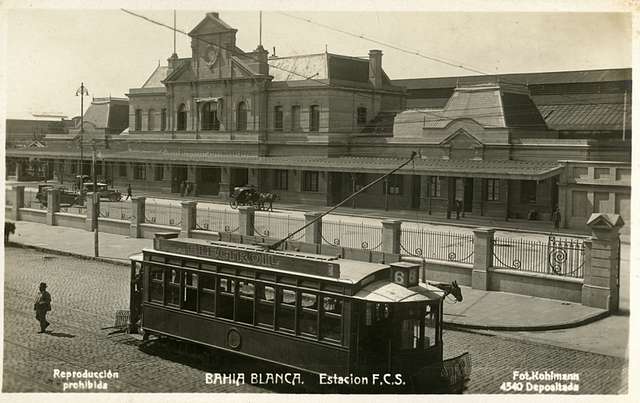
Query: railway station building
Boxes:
[{"xmin": 5, "ymin": 12, "xmax": 632, "ymax": 231}]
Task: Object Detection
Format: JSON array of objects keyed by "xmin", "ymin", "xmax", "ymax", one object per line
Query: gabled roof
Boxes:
[
  {"xmin": 164, "ymin": 59, "xmax": 194, "ymax": 82},
  {"xmin": 188, "ymin": 12, "xmax": 236, "ymax": 36},
  {"xmin": 142, "ymin": 65, "xmax": 169, "ymax": 88},
  {"xmin": 269, "ymin": 52, "xmax": 394, "ymax": 88}
]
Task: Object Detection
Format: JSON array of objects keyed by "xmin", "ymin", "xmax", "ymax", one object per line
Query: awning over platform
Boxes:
[{"xmin": 6, "ymin": 149, "xmax": 563, "ymax": 180}]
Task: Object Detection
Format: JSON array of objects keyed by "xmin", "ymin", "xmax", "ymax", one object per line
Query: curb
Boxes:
[
  {"xmin": 7, "ymin": 242, "xmax": 130, "ymax": 267},
  {"xmin": 443, "ymin": 309, "xmax": 610, "ymax": 332}
]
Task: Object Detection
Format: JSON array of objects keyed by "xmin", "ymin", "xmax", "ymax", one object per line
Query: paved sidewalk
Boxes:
[{"xmin": 5, "ymin": 221, "xmax": 609, "ymax": 331}]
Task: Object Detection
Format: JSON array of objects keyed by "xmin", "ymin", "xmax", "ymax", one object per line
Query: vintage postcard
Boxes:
[{"xmin": 1, "ymin": 0, "xmax": 635, "ymax": 401}]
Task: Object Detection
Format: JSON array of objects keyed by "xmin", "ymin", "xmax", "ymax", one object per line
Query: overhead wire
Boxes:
[{"xmin": 120, "ymin": 9, "xmax": 629, "ymax": 133}]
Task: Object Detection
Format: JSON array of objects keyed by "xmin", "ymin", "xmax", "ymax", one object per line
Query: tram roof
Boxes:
[
  {"xmin": 147, "ymin": 237, "xmax": 391, "ymax": 284},
  {"xmin": 355, "ymin": 280, "xmax": 443, "ymax": 302}
]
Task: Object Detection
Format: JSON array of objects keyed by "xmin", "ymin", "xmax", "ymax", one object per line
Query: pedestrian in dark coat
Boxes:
[
  {"xmin": 552, "ymin": 206, "xmax": 562, "ymax": 231},
  {"xmin": 125, "ymin": 184, "xmax": 133, "ymax": 200},
  {"xmin": 455, "ymin": 200, "xmax": 462, "ymax": 220},
  {"xmin": 34, "ymin": 282, "xmax": 51, "ymax": 333},
  {"xmin": 180, "ymin": 181, "xmax": 186, "ymax": 197}
]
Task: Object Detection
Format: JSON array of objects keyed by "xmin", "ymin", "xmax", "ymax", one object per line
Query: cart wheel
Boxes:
[{"xmin": 230, "ymin": 200, "xmax": 238, "ymax": 209}]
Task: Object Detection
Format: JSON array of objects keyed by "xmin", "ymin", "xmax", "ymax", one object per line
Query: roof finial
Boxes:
[{"xmin": 325, "ymin": 44, "xmax": 328, "ymax": 53}]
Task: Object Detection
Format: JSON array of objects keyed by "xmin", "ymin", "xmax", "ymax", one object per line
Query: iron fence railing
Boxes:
[
  {"xmin": 144, "ymin": 202, "xmax": 182, "ymax": 227},
  {"xmin": 400, "ymin": 227, "xmax": 474, "ymax": 263},
  {"xmin": 254, "ymin": 212, "xmax": 305, "ymax": 240},
  {"xmin": 196, "ymin": 207, "xmax": 239, "ymax": 233},
  {"xmin": 493, "ymin": 235, "xmax": 585, "ymax": 278},
  {"xmin": 321, "ymin": 220, "xmax": 384, "ymax": 251}
]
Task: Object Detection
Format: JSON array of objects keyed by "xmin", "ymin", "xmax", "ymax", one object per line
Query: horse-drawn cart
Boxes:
[{"xmin": 229, "ymin": 186, "xmax": 277, "ymax": 211}]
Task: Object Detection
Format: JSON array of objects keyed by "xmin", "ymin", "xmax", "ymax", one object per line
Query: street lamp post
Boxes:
[{"xmin": 76, "ymin": 83, "xmax": 88, "ymax": 196}]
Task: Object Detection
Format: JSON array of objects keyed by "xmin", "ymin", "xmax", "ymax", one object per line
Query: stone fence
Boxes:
[{"xmin": 6, "ymin": 186, "xmax": 622, "ymax": 312}]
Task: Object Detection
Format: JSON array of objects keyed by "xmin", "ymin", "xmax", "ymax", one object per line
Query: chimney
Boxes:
[
  {"xmin": 251, "ymin": 45, "xmax": 269, "ymax": 75},
  {"xmin": 167, "ymin": 53, "xmax": 179, "ymax": 74},
  {"xmin": 368, "ymin": 49, "xmax": 383, "ymax": 89}
]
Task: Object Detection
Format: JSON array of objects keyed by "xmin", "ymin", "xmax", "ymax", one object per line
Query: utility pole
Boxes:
[{"xmin": 91, "ymin": 139, "xmax": 99, "ymax": 257}]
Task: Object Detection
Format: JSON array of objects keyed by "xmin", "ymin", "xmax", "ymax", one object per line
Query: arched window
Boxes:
[
  {"xmin": 177, "ymin": 104, "xmax": 187, "ymax": 131},
  {"xmin": 236, "ymin": 101, "xmax": 247, "ymax": 131},
  {"xmin": 148, "ymin": 109, "xmax": 155, "ymax": 131},
  {"xmin": 201, "ymin": 102, "xmax": 219, "ymax": 131}
]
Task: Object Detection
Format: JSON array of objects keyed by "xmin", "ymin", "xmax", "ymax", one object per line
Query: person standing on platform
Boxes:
[{"xmin": 34, "ymin": 282, "xmax": 52, "ymax": 333}]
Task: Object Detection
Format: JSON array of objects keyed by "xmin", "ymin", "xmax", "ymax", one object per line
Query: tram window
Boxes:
[
  {"xmin": 237, "ymin": 281, "xmax": 255, "ymax": 324},
  {"xmin": 201, "ymin": 263, "xmax": 217, "ymax": 271},
  {"xmin": 149, "ymin": 266, "xmax": 164, "ymax": 303},
  {"xmin": 424, "ymin": 304, "xmax": 437, "ymax": 348},
  {"xmin": 167, "ymin": 258, "xmax": 182, "ymax": 267},
  {"xmin": 200, "ymin": 274, "xmax": 215, "ymax": 314},
  {"xmin": 258, "ymin": 273, "xmax": 275, "ymax": 282},
  {"xmin": 277, "ymin": 288, "xmax": 296, "ymax": 332},
  {"xmin": 221, "ymin": 267, "xmax": 235, "ymax": 275},
  {"xmin": 217, "ymin": 277, "xmax": 235, "ymax": 320},
  {"xmin": 239, "ymin": 270, "xmax": 255, "ymax": 279},
  {"xmin": 300, "ymin": 293, "xmax": 318, "ymax": 336},
  {"xmin": 185, "ymin": 261, "xmax": 199, "ymax": 269},
  {"xmin": 280, "ymin": 277, "xmax": 297, "ymax": 286},
  {"xmin": 400, "ymin": 319, "xmax": 421, "ymax": 350},
  {"xmin": 300, "ymin": 281, "xmax": 320, "ymax": 289},
  {"xmin": 149, "ymin": 255, "xmax": 164, "ymax": 263},
  {"xmin": 167, "ymin": 269, "xmax": 180, "ymax": 306},
  {"xmin": 321, "ymin": 296, "xmax": 342, "ymax": 342},
  {"xmin": 256, "ymin": 285, "xmax": 275, "ymax": 327},
  {"xmin": 183, "ymin": 272, "xmax": 198, "ymax": 311}
]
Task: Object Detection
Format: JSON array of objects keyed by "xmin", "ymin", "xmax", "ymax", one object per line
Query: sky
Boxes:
[{"xmin": 2, "ymin": 5, "xmax": 633, "ymax": 120}]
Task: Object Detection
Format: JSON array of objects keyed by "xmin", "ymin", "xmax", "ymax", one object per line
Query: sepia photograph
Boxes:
[{"xmin": 1, "ymin": 1, "xmax": 634, "ymax": 399}]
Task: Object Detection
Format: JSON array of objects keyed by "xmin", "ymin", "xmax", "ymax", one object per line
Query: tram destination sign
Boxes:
[{"xmin": 156, "ymin": 239, "xmax": 341, "ymax": 278}]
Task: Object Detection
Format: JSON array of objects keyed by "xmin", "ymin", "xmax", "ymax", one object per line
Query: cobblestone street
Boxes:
[{"xmin": 3, "ymin": 247, "xmax": 627, "ymax": 394}]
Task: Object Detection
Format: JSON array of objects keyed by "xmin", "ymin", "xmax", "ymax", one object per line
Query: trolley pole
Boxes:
[{"xmin": 92, "ymin": 139, "xmax": 99, "ymax": 257}]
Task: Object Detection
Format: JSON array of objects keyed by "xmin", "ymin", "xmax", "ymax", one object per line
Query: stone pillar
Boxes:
[
  {"xmin": 129, "ymin": 197, "xmax": 146, "ymax": 238},
  {"xmin": 219, "ymin": 167, "xmax": 231, "ymax": 199},
  {"xmin": 582, "ymin": 213, "xmax": 624, "ymax": 312},
  {"xmin": 85, "ymin": 193, "xmax": 98, "ymax": 231},
  {"xmin": 10, "ymin": 186, "xmax": 24, "ymax": 221},
  {"xmin": 46, "ymin": 189, "xmax": 60, "ymax": 225},
  {"xmin": 15, "ymin": 162, "xmax": 24, "ymax": 181},
  {"xmin": 472, "ymin": 227, "xmax": 495, "ymax": 290},
  {"xmin": 238, "ymin": 206, "xmax": 255, "ymax": 236},
  {"xmin": 304, "ymin": 212, "xmax": 323, "ymax": 244},
  {"xmin": 557, "ymin": 169, "xmax": 568, "ymax": 229},
  {"xmin": 179, "ymin": 201, "xmax": 197, "ymax": 238},
  {"xmin": 382, "ymin": 220, "xmax": 402, "ymax": 254}
]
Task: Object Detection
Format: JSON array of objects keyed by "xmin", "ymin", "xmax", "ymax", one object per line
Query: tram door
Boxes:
[{"xmin": 358, "ymin": 302, "xmax": 394, "ymax": 371}]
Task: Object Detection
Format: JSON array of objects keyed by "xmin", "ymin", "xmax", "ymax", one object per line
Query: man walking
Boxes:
[
  {"xmin": 125, "ymin": 184, "xmax": 133, "ymax": 200},
  {"xmin": 34, "ymin": 282, "xmax": 51, "ymax": 333}
]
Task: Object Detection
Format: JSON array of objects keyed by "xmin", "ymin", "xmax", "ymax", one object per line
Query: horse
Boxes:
[
  {"xmin": 428, "ymin": 280, "xmax": 463, "ymax": 302},
  {"xmin": 259, "ymin": 193, "xmax": 278, "ymax": 211},
  {"xmin": 4, "ymin": 222, "xmax": 16, "ymax": 244}
]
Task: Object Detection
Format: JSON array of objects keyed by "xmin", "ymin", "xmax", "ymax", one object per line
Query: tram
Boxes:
[{"xmin": 128, "ymin": 234, "xmax": 470, "ymax": 392}]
